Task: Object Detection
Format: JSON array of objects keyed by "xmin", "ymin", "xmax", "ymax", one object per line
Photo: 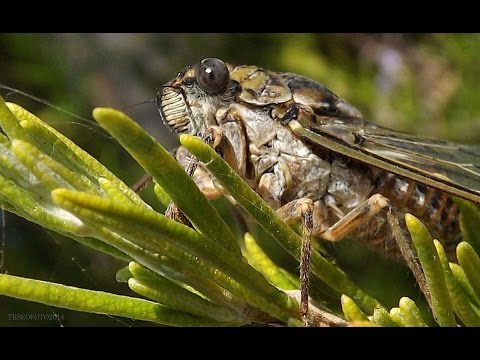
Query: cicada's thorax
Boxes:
[{"xmin": 215, "ymin": 66, "xmax": 365, "ymax": 209}]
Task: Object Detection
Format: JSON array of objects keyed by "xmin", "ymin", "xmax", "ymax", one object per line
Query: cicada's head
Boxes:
[{"xmin": 157, "ymin": 58, "xmax": 238, "ymax": 136}]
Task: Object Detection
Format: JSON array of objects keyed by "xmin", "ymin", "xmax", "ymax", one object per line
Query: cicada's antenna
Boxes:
[{"xmin": 121, "ymin": 98, "xmax": 156, "ymax": 111}]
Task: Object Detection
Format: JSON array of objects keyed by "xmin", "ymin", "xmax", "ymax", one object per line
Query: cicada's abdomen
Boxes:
[{"xmin": 374, "ymin": 172, "xmax": 462, "ymax": 258}]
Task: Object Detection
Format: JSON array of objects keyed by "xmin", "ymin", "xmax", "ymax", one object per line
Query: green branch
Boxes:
[{"xmin": 1, "ymin": 95, "xmax": 480, "ymax": 327}]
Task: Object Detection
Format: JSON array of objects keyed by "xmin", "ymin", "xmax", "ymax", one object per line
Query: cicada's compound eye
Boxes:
[{"xmin": 195, "ymin": 58, "xmax": 230, "ymax": 94}]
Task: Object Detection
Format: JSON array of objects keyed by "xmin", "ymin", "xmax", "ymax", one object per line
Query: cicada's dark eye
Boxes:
[{"xmin": 195, "ymin": 58, "xmax": 229, "ymax": 94}]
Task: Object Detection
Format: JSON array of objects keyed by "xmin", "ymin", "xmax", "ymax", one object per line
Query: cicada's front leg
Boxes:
[
  {"xmin": 174, "ymin": 145, "xmax": 224, "ymax": 201},
  {"xmin": 163, "ymin": 122, "xmax": 244, "ymax": 227},
  {"xmin": 161, "ymin": 127, "xmax": 226, "ymax": 225}
]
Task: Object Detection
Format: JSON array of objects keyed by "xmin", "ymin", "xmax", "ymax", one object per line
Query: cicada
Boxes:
[{"xmin": 155, "ymin": 58, "xmax": 480, "ymax": 325}]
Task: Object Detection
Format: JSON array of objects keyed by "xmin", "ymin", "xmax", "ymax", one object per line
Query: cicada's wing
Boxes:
[
  {"xmin": 359, "ymin": 123, "xmax": 480, "ymax": 190},
  {"xmin": 289, "ymin": 116, "xmax": 480, "ymax": 203}
]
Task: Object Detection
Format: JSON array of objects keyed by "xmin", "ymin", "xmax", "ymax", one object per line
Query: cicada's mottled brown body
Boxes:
[{"xmin": 157, "ymin": 58, "xmax": 480, "ymax": 325}]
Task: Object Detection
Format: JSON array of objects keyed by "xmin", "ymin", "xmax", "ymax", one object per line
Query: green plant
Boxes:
[{"xmin": 1, "ymin": 96, "xmax": 479, "ymax": 326}]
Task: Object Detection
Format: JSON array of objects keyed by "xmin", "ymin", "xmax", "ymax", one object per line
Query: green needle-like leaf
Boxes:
[
  {"xmin": 398, "ymin": 297, "xmax": 427, "ymax": 327},
  {"xmin": 243, "ymin": 233, "xmax": 297, "ymax": 290},
  {"xmin": 389, "ymin": 307, "xmax": 405, "ymax": 326},
  {"xmin": 457, "ymin": 242, "xmax": 480, "ymax": 303},
  {"xmin": 341, "ymin": 295, "xmax": 370, "ymax": 323},
  {"xmin": 0, "ymin": 96, "xmax": 29, "ymax": 141},
  {"xmin": 0, "ymin": 142, "xmax": 30, "ymax": 184},
  {"xmin": 373, "ymin": 307, "xmax": 398, "ymax": 327},
  {"xmin": 0, "ymin": 273, "xmax": 231, "ymax": 326},
  {"xmin": 435, "ymin": 240, "xmax": 480, "ymax": 326},
  {"xmin": 11, "ymin": 139, "xmax": 99, "ymax": 193},
  {"xmin": 406, "ymin": 213, "xmax": 457, "ymax": 327},
  {"xmin": 450, "ymin": 262, "xmax": 480, "ymax": 307},
  {"xmin": 116, "ymin": 266, "xmax": 132, "ymax": 283},
  {"xmin": 455, "ymin": 198, "xmax": 480, "ymax": 254},
  {"xmin": 98, "ymin": 178, "xmax": 140, "ymax": 205},
  {"xmin": 153, "ymin": 183, "xmax": 172, "ymax": 209}
]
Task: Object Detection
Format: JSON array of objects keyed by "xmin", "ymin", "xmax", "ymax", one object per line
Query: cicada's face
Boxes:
[{"xmin": 157, "ymin": 58, "xmax": 238, "ymax": 136}]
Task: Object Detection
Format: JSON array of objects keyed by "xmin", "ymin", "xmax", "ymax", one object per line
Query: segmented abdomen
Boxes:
[{"xmin": 375, "ymin": 172, "xmax": 462, "ymax": 256}]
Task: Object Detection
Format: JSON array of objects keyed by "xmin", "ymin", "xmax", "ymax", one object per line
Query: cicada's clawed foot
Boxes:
[{"xmin": 202, "ymin": 125, "xmax": 224, "ymax": 150}]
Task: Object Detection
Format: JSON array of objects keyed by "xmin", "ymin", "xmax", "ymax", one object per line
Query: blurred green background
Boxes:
[{"xmin": 1, "ymin": 33, "xmax": 479, "ymax": 326}]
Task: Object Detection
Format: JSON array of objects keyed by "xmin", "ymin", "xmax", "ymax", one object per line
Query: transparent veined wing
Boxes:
[{"xmin": 289, "ymin": 115, "xmax": 480, "ymax": 203}]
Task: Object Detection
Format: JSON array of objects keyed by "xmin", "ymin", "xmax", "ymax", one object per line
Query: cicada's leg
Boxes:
[
  {"xmin": 163, "ymin": 201, "xmax": 193, "ymax": 227},
  {"xmin": 163, "ymin": 126, "xmax": 235, "ymax": 225},
  {"xmin": 277, "ymin": 194, "xmax": 431, "ymax": 325},
  {"xmin": 131, "ymin": 174, "xmax": 153, "ymax": 193},
  {"xmin": 278, "ymin": 198, "xmax": 344, "ymax": 326},
  {"xmin": 316, "ymin": 194, "xmax": 429, "ymax": 308},
  {"xmin": 277, "ymin": 198, "xmax": 315, "ymax": 326}
]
